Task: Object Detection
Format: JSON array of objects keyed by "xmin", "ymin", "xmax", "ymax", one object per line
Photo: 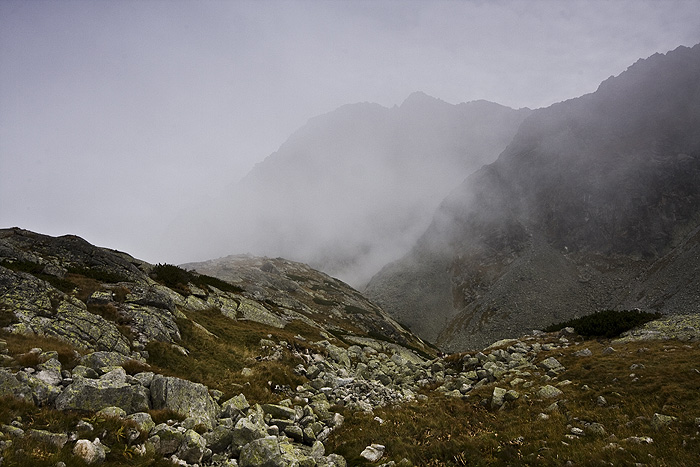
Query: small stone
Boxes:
[
  {"xmin": 624, "ymin": 436, "xmax": 653, "ymax": 444},
  {"xmin": 537, "ymin": 385, "xmax": 563, "ymax": 399},
  {"xmin": 360, "ymin": 444, "xmax": 385, "ymax": 462},
  {"xmin": 491, "ymin": 387, "xmax": 507, "ymax": 408},
  {"xmin": 651, "ymin": 413, "xmax": 677, "ymax": 430},
  {"xmin": 96, "ymin": 406, "xmax": 126, "ymax": 419},
  {"xmin": 596, "ymin": 396, "xmax": 607, "ymax": 406},
  {"xmin": 573, "ymin": 348, "xmax": 592, "ymax": 357},
  {"xmin": 585, "ymin": 423, "xmax": 606, "ymax": 436},
  {"xmin": 73, "ymin": 438, "xmax": 106, "ymax": 465}
]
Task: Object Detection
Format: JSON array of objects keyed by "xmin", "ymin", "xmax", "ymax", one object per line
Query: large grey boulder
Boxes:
[
  {"xmin": 23, "ymin": 373, "xmax": 62, "ymax": 406},
  {"xmin": 149, "ymin": 423, "xmax": 185, "ymax": 456},
  {"xmin": 73, "ymin": 438, "xmax": 107, "ymax": 465},
  {"xmin": 150, "ymin": 375, "xmax": 220, "ymax": 430},
  {"xmin": 221, "ymin": 393, "xmax": 250, "ymax": 419},
  {"xmin": 232, "ymin": 413, "xmax": 268, "ymax": 448},
  {"xmin": 55, "ymin": 375, "xmax": 150, "ymax": 414},
  {"xmin": 239, "ymin": 436, "xmax": 286, "ymax": 467},
  {"xmin": 0, "ymin": 369, "xmax": 33, "ymax": 401},
  {"xmin": 176, "ymin": 429, "xmax": 207, "ymax": 464},
  {"xmin": 80, "ymin": 351, "xmax": 130, "ymax": 371}
]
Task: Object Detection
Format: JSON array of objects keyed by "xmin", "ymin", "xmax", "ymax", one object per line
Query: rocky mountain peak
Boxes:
[{"xmin": 366, "ymin": 43, "xmax": 700, "ymax": 351}]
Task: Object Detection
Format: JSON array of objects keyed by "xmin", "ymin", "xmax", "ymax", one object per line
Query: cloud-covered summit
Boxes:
[{"xmin": 167, "ymin": 93, "xmax": 530, "ymax": 286}]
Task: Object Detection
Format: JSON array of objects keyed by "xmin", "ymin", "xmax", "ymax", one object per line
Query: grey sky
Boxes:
[{"xmin": 2, "ymin": 0, "xmax": 700, "ymax": 264}]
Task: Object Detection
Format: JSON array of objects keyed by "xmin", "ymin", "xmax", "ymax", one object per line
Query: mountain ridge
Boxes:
[{"xmin": 366, "ymin": 43, "xmax": 700, "ymax": 351}]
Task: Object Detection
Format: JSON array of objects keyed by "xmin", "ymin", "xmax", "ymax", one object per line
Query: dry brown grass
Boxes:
[
  {"xmin": 327, "ymin": 338, "xmax": 700, "ymax": 466},
  {"xmin": 0, "ymin": 396, "xmax": 171, "ymax": 467},
  {"xmin": 145, "ymin": 308, "xmax": 322, "ymax": 402},
  {"xmin": 1, "ymin": 331, "xmax": 83, "ymax": 369}
]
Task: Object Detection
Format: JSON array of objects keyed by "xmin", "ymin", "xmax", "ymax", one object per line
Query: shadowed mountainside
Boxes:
[{"xmin": 366, "ymin": 44, "xmax": 700, "ymax": 351}]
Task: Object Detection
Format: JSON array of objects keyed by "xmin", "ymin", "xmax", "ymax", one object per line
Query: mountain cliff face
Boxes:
[
  {"xmin": 186, "ymin": 93, "xmax": 530, "ymax": 287},
  {"xmin": 366, "ymin": 44, "xmax": 700, "ymax": 351}
]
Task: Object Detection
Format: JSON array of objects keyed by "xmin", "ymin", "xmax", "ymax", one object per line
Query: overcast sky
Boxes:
[{"xmin": 2, "ymin": 0, "xmax": 700, "ymax": 264}]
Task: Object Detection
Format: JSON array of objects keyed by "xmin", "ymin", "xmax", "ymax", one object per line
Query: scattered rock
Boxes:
[
  {"xmin": 537, "ymin": 385, "xmax": 564, "ymax": 399},
  {"xmin": 73, "ymin": 438, "xmax": 107, "ymax": 465},
  {"xmin": 651, "ymin": 413, "xmax": 677, "ymax": 430},
  {"xmin": 360, "ymin": 443, "xmax": 386, "ymax": 462}
]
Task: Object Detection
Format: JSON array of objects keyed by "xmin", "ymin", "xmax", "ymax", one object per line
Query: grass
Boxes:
[
  {"xmin": 144, "ymin": 308, "xmax": 322, "ymax": 403},
  {"xmin": 326, "ymin": 338, "xmax": 700, "ymax": 466},
  {"xmin": 0, "ymin": 330, "xmax": 84, "ymax": 369},
  {"xmin": 0, "ymin": 396, "xmax": 172, "ymax": 467}
]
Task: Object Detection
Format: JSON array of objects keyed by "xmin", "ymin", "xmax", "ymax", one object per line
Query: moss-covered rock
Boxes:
[
  {"xmin": 54, "ymin": 375, "xmax": 150, "ymax": 413},
  {"xmin": 150, "ymin": 375, "xmax": 220, "ymax": 430}
]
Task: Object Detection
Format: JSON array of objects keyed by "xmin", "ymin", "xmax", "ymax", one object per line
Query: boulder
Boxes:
[
  {"xmin": 491, "ymin": 387, "xmax": 507, "ymax": 408},
  {"xmin": 538, "ymin": 357, "xmax": 565, "ymax": 374},
  {"xmin": 55, "ymin": 375, "xmax": 150, "ymax": 414},
  {"xmin": 238, "ymin": 298, "xmax": 285, "ymax": 328},
  {"xmin": 537, "ymin": 385, "xmax": 564, "ymax": 399},
  {"xmin": 221, "ymin": 393, "xmax": 250, "ymax": 419},
  {"xmin": 150, "ymin": 375, "xmax": 220, "ymax": 430},
  {"xmin": 126, "ymin": 412, "xmax": 155, "ymax": 434},
  {"xmin": 232, "ymin": 414, "xmax": 268, "ymax": 448},
  {"xmin": 27, "ymin": 428, "xmax": 69, "ymax": 450},
  {"xmin": 73, "ymin": 438, "xmax": 106, "ymax": 465},
  {"xmin": 149, "ymin": 423, "xmax": 185, "ymax": 456},
  {"xmin": 262, "ymin": 403, "xmax": 297, "ymax": 421},
  {"xmin": 80, "ymin": 352, "xmax": 130, "ymax": 371},
  {"xmin": 176, "ymin": 429, "xmax": 207, "ymax": 464},
  {"xmin": 360, "ymin": 443, "xmax": 385, "ymax": 462},
  {"xmin": 204, "ymin": 425, "xmax": 235, "ymax": 453},
  {"xmin": 651, "ymin": 413, "xmax": 677, "ymax": 430},
  {"xmin": 35, "ymin": 357, "xmax": 63, "ymax": 386},
  {"xmin": 239, "ymin": 436, "xmax": 286, "ymax": 467}
]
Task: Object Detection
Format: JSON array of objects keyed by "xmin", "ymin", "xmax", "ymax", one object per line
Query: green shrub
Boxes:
[
  {"xmin": 544, "ymin": 309, "xmax": 662, "ymax": 338},
  {"xmin": 66, "ymin": 265, "xmax": 130, "ymax": 283},
  {"xmin": 150, "ymin": 263, "xmax": 194, "ymax": 291},
  {"xmin": 150, "ymin": 263, "xmax": 243, "ymax": 296}
]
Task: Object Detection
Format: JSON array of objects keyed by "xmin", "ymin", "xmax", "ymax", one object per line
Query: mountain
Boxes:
[
  {"xmin": 172, "ymin": 93, "xmax": 530, "ymax": 287},
  {"xmin": 366, "ymin": 44, "xmax": 700, "ymax": 351}
]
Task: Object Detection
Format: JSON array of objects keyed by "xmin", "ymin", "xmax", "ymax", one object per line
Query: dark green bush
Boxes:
[
  {"xmin": 150, "ymin": 263, "xmax": 243, "ymax": 295},
  {"xmin": 66, "ymin": 265, "xmax": 130, "ymax": 283},
  {"xmin": 150, "ymin": 263, "xmax": 194, "ymax": 291},
  {"xmin": 544, "ymin": 309, "xmax": 662, "ymax": 338}
]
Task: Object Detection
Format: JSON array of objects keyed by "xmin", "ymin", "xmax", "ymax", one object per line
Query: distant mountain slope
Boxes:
[
  {"xmin": 184, "ymin": 93, "xmax": 529, "ymax": 287},
  {"xmin": 366, "ymin": 44, "xmax": 700, "ymax": 351}
]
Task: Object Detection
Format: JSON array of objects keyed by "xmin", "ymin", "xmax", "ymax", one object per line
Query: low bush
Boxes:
[
  {"xmin": 150, "ymin": 263, "xmax": 244, "ymax": 296},
  {"xmin": 543, "ymin": 309, "xmax": 662, "ymax": 338},
  {"xmin": 66, "ymin": 265, "xmax": 130, "ymax": 284}
]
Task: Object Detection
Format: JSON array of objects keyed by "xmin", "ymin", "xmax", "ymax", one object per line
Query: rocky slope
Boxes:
[
  {"xmin": 166, "ymin": 93, "xmax": 530, "ymax": 287},
  {"xmin": 1, "ymin": 228, "xmax": 698, "ymax": 466},
  {"xmin": 0, "ymin": 227, "xmax": 432, "ymax": 466},
  {"xmin": 366, "ymin": 43, "xmax": 700, "ymax": 351}
]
